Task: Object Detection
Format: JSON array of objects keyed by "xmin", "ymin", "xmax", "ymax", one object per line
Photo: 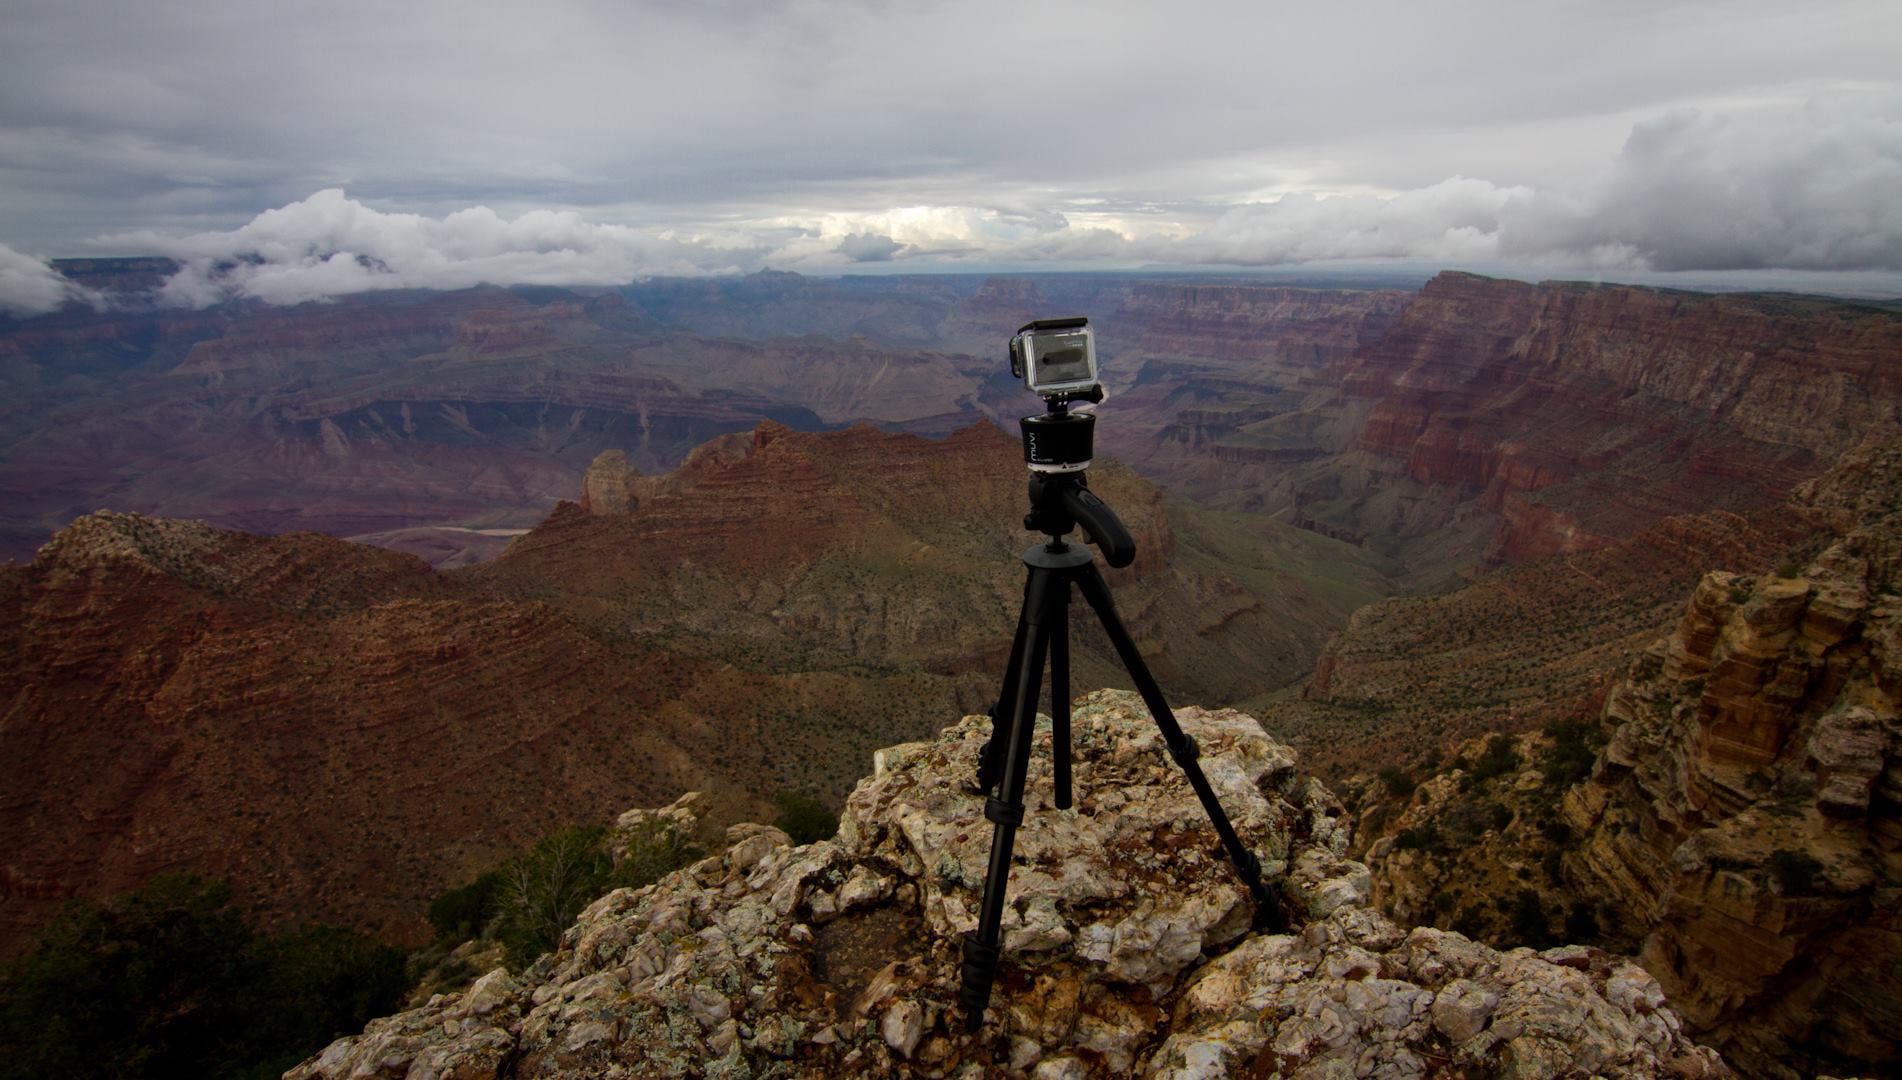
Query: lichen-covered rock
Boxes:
[{"xmin": 290, "ymin": 690, "xmax": 1725, "ymax": 1078}]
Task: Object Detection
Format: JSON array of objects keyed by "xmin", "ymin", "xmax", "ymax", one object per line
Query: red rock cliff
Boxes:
[{"xmin": 1294, "ymin": 273, "xmax": 1902, "ymax": 569}]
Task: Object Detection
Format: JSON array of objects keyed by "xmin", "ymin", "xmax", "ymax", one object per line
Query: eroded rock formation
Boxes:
[
  {"xmin": 1319, "ymin": 436, "xmax": 1902, "ymax": 1077},
  {"xmin": 1558, "ymin": 440, "xmax": 1902, "ymax": 1076},
  {"xmin": 290, "ymin": 691, "xmax": 1726, "ymax": 1079}
]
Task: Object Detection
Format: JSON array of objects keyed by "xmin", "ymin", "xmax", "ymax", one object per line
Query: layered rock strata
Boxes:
[
  {"xmin": 1556, "ymin": 435, "xmax": 1902, "ymax": 1076},
  {"xmin": 1276, "ymin": 273, "xmax": 1902, "ymax": 576},
  {"xmin": 291, "ymin": 691, "xmax": 1727, "ymax": 1079},
  {"xmin": 486, "ymin": 421, "xmax": 1381, "ymax": 714},
  {"xmin": 0, "ymin": 422, "xmax": 1380, "ymax": 958},
  {"xmin": 1261, "ymin": 502, "xmax": 1798, "ymax": 779}
]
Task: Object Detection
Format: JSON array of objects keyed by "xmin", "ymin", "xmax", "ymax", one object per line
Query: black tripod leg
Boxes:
[
  {"xmin": 1050, "ymin": 581, "xmax": 1072, "ymax": 811},
  {"xmin": 1074, "ymin": 564, "xmax": 1285, "ymax": 932},
  {"xmin": 961, "ymin": 568, "xmax": 1057, "ymax": 1030},
  {"xmin": 977, "ymin": 579, "xmax": 1033, "ymax": 791}
]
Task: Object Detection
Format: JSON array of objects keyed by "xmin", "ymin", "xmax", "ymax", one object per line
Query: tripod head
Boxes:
[
  {"xmin": 1010, "ymin": 316, "xmax": 1136, "ymax": 568},
  {"xmin": 1024, "ymin": 467, "xmax": 1135, "ymax": 568}
]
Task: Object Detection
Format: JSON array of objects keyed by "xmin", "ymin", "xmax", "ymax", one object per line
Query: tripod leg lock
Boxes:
[
  {"xmin": 959, "ymin": 933, "xmax": 1002, "ymax": 1026},
  {"xmin": 984, "ymin": 796, "xmax": 1025, "ymax": 827}
]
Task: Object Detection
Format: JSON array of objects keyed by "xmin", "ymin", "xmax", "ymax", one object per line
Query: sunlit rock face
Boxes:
[{"xmin": 290, "ymin": 691, "xmax": 1727, "ymax": 1079}]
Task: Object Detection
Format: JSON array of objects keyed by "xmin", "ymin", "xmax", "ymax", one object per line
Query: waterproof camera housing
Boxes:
[{"xmin": 1009, "ymin": 317, "xmax": 1099, "ymax": 399}]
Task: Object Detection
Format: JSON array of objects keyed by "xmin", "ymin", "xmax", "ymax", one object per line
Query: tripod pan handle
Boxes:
[{"xmin": 1061, "ymin": 485, "xmax": 1136, "ymax": 568}]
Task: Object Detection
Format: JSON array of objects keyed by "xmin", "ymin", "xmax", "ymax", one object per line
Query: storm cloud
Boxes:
[
  {"xmin": 104, "ymin": 189, "xmax": 770, "ymax": 307},
  {"xmin": 836, "ymin": 232, "xmax": 906, "ymax": 262},
  {"xmin": 2, "ymin": 0, "xmax": 1898, "ymax": 298},
  {"xmin": 1499, "ymin": 96, "xmax": 1902, "ymax": 271},
  {"xmin": 0, "ymin": 242, "xmax": 92, "ymax": 316}
]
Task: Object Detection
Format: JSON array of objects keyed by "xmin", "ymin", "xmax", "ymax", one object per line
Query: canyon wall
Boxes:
[
  {"xmin": 0, "ymin": 285, "xmax": 1008, "ymax": 561},
  {"xmin": 1336, "ymin": 435, "xmax": 1902, "ymax": 1077},
  {"xmin": 1556, "ymin": 434, "xmax": 1902, "ymax": 1077},
  {"xmin": 1277, "ymin": 274, "xmax": 1902, "ymax": 578},
  {"xmin": 0, "ymin": 270, "xmax": 1420, "ymax": 565}
]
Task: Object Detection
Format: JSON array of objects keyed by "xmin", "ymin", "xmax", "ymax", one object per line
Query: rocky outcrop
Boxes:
[
  {"xmin": 579, "ymin": 449, "xmax": 637, "ymax": 515},
  {"xmin": 290, "ymin": 691, "xmax": 1726, "ymax": 1079},
  {"xmin": 1556, "ymin": 436, "xmax": 1902, "ymax": 1077}
]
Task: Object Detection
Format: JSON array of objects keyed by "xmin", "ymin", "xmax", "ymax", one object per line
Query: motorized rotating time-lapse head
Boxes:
[
  {"xmin": 957, "ymin": 317, "xmax": 1284, "ymax": 1031},
  {"xmin": 1007, "ymin": 317, "xmax": 1135, "ymax": 567}
]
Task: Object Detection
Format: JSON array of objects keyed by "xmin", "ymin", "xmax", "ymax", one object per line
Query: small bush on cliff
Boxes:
[
  {"xmin": 1768, "ymin": 848, "xmax": 1826, "ymax": 896},
  {"xmin": 773, "ymin": 790, "xmax": 839, "ymax": 845},
  {"xmin": 1377, "ymin": 766, "xmax": 1416, "ymax": 799},
  {"xmin": 494, "ymin": 826, "xmax": 616, "ymax": 968},
  {"xmin": 427, "ymin": 870, "xmax": 506, "ymax": 941},
  {"xmin": 1508, "ymin": 888, "xmax": 1553, "ymax": 947},
  {"xmin": 1466, "ymin": 734, "xmax": 1522, "ymax": 788},
  {"xmin": 436, "ymin": 822, "xmax": 704, "ymax": 970},
  {"xmin": 614, "ymin": 818, "xmax": 703, "ymax": 889},
  {"xmin": 0, "ymin": 874, "xmax": 405, "ymax": 1080},
  {"xmin": 1539, "ymin": 720, "xmax": 1599, "ymax": 789}
]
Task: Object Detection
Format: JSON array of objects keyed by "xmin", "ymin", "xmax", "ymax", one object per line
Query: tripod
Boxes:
[{"xmin": 956, "ymin": 442, "xmax": 1286, "ymax": 1030}]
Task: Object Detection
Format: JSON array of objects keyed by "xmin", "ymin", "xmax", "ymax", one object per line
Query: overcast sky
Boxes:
[{"xmin": 3, "ymin": 0, "xmax": 1901, "ymax": 311}]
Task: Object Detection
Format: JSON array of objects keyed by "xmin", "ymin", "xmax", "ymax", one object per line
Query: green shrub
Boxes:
[
  {"xmin": 1468, "ymin": 734, "xmax": 1521, "ymax": 786},
  {"xmin": 1768, "ymin": 848, "xmax": 1825, "ymax": 897},
  {"xmin": 773, "ymin": 790, "xmax": 839, "ymax": 845},
  {"xmin": 0, "ymin": 874, "xmax": 405, "ymax": 1080},
  {"xmin": 1377, "ymin": 766, "xmax": 1417, "ymax": 799},
  {"xmin": 249, "ymin": 925, "xmax": 407, "ymax": 1077},
  {"xmin": 1508, "ymin": 888, "xmax": 1551, "ymax": 947},
  {"xmin": 430, "ymin": 820, "xmax": 706, "ymax": 973},
  {"xmin": 427, "ymin": 870, "xmax": 505, "ymax": 941},
  {"xmin": 1444, "ymin": 800, "xmax": 1503, "ymax": 844},
  {"xmin": 1539, "ymin": 721, "xmax": 1598, "ymax": 789},
  {"xmin": 613, "ymin": 819, "xmax": 703, "ymax": 891},
  {"xmin": 1394, "ymin": 823, "xmax": 1442, "ymax": 852},
  {"xmin": 492, "ymin": 826, "xmax": 615, "ymax": 969}
]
